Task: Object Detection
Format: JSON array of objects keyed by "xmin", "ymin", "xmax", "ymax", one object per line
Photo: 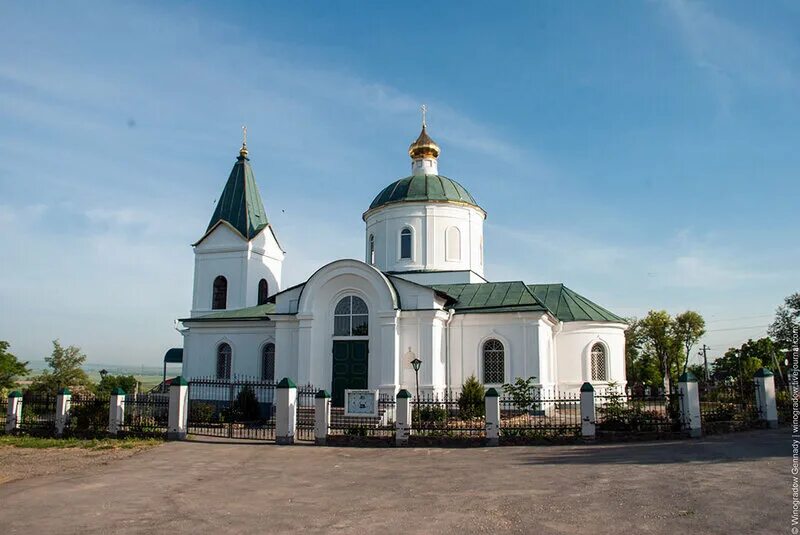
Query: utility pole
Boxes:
[{"xmin": 698, "ymin": 344, "xmax": 711, "ymax": 383}]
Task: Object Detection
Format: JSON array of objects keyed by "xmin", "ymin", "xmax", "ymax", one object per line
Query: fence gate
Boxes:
[
  {"xmin": 187, "ymin": 378, "xmax": 276, "ymax": 441},
  {"xmin": 295, "ymin": 385, "xmax": 317, "ymax": 442}
]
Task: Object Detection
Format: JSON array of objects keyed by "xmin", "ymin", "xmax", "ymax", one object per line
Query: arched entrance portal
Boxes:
[{"xmin": 331, "ymin": 295, "xmax": 369, "ymax": 406}]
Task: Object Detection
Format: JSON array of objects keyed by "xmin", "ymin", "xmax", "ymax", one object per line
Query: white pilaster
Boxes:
[
  {"xmin": 580, "ymin": 382, "xmax": 596, "ymax": 439},
  {"xmin": 108, "ymin": 388, "xmax": 126, "ymax": 435},
  {"xmin": 314, "ymin": 390, "xmax": 331, "ymax": 445},
  {"xmin": 678, "ymin": 372, "xmax": 702, "ymax": 438},
  {"xmin": 276, "ymin": 378, "xmax": 297, "ymax": 445},
  {"xmin": 55, "ymin": 388, "xmax": 72, "ymax": 436},
  {"xmin": 6, "ymin": 392, "xmax": 22, "ymax": 433},
  {"xmin": 395, "ymin": 389, "xmax": 412, "ymax": 446},
  {"xmin": 485, "ymin": 388, "xmax": 500, "ymax": 446},
  {"xmin": 167, "ymin": 377, "xmax": 189, "ymax": 440},
  {"xmin": 754, "ymin": 368, "xmax": 779, "ymax": 428}
]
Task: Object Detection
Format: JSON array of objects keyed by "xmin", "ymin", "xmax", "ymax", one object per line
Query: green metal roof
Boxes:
[
  {"xmin": 527, "ymin": 284, "xmax": 626, "ymax": 323},
  {"xmin": 431, "ymin": 282, "xmax": 548, "ymax": 314},
  {"xmin": 181, "ymin": 302, "xmax": 276, "ymax": 322},
  {"xmin": 198, "ymin": 153, "xmax": 270, "ymax": 243},
  {"xmin": 367, "ymin": 175, "xmax": 482, "ymax": 213}
]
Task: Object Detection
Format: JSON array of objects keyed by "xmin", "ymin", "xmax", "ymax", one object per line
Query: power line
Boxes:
[{"xmin": 704, "ymin": 324, "xmax": 769, "ymax": 333}]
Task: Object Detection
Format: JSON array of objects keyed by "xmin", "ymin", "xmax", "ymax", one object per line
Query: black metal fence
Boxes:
[
  {"xmin": 776, "ymin": 383, "xmax": 792, "ymax": 425},
  {"xmin": 296, "ymin": 385, "xmax": 317, "ymax": 442},
  {"xmin": 500, "ymin": 389, "xmax": 581, "ymax": 443},
  {"xmin": 700, "ymin": 382, "xmax": 762, "ymax": 433},
  {"xmin": 410, "ymin": 391, "xmax": 485, "ymax": 444},
  {"xmin": 18, "ymin": 393, "xmax": 56, "ymax": 435},
  {"xmin": 0, "ymin": 397, "xmax": 7, "ymax": 433},
  {"xmin": 328, "ymin": 394, "xmax": 396, "ymax": 443},
  {"xmin": 65, "ymin": 394, "xmax": 110, "ymax": 437},
  {"xmin": 119, "ymin": 394, "xmax": 169, "ymax": 437},
  {"xmin": 594, "ymin": 388, "xmax": 684, "ymax": 438},
  {"xmin": 187, "ymin": 377, "xmax": 276, "ymax": 440}
]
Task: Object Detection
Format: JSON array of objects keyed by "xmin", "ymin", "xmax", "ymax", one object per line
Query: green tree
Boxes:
[
  {"xmin": 458, "ymin": 375, "xmax": 485, "ymax": 419},
  {"xmin": 95, "ymin": 374, "xmax": 138, "ymax": 396},
  {"xmin": 712, "ymin": 339, "xmax": 766, "ymax": 383},
  {"xmin": 502, "ymin": 376, "xmax": 539, "ymax": 413},
  {"xmin": 673, "ymin": 311, "xmax": 706, "ymax": 375},
  {"xmin": 28, "ymin": 340, "xmax": 90, "ymax": 395},
  {"xmin": 769, "ymin": 292, "xmax": 800, "ymax": 352},
  {"xmin": 625, "ymin": 318, "xmax": 663, "ymax": 389},
  {"xmin": 639, "ymin": 311, "xmax": 680, "ymax": 392},
  {"xmin": 0, "ymin": 341, "xmax": 30, "ymax": 392}
]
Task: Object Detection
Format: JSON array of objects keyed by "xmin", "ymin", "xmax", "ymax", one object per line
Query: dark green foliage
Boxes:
[
  {"xmin": 69, "ymin": 399, "xmax": 109, "ymax": 434},
  {"xmin": 28, "ymin": 340, "xmax": 90, "ymax": 395},
  {"xmin": 412, "ymin": 406, "xmax": 448, "ymax": 424},
  {"xmin": 502, "ymin": 376, "xmax": 539, "ymax": 412},
  {"xmin": 189, "ymin": 402, "xmax": 216, "ymax": 423},
  {"xmin": 0, "ymin": 341, "xmax": 29, "ymax": 391},
  {"xmin": 458, "ymin": 375, "xmax": 485, "ymax": 419},
  {"xmin": 95, "ymin": 374, "xmax": 138, "ymax": 396},
  {"xmin": 230, "ymin": 386, "xmax": 261, "ymax": 422}
]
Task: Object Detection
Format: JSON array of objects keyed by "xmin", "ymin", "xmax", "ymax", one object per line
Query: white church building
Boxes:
[{"xmin": 179, "ymin": 120, "xmax": 628, "ymax": 406}]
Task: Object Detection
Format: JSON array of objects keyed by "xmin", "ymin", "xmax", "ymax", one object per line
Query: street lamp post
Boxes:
[{"xmin": 411, "ymin": 357, "xmax": 422, "ymax": 402}]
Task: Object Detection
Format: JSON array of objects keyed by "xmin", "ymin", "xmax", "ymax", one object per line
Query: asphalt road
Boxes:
[{"xmin": 0, "ymin": 429, "xmax": 787, "ymax": 534}]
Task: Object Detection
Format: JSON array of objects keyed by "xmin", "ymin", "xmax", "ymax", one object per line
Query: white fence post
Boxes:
[
  {"xmin": 6, "ymin": 391, "xmax": 22, "ymax": 433},
  {"xmin": 167, "ymin": 376, "xmax": 189, "ymax": 440},
  {"xmin": 580, "ymin": 382, "xmax": 596, "ymax": 439},
  {"xmin": 395, "ymin": 389, "xmax": 411, "ymax": 446},
  {"xmin": 485, "ymin": 388, "xmax": 500, "ymax": 446},
  {"xmin": 55, "ymin": 388, "xmax": 72, "ymax": 436},
  {"xmin": 108, "ymin": 388, "xmax": 126, "ymax": 435},
  {"xmin": 314, "ymin": 390, "xmax": 331, "ymax": 445},
  {"xmin": 678, "ymin": 372, "xmax": 702, "ymax": 438},
  {"xmin": 276, "ymin": 378, "xmax": 297, "ymax": 445},
  {"xmin": 754, "ymin": 368, "xmax": 778, "ymax": 428}
]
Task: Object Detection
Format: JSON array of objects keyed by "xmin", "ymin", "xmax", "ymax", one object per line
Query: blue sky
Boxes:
[{"xmin": 1, "ymin": 1, "xmax": 797, "ymax": 366}]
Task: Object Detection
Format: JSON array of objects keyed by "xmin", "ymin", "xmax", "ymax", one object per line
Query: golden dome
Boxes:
[{"xmin": 408, "ymin": 125, "xmax": 440, "ymax": 159}]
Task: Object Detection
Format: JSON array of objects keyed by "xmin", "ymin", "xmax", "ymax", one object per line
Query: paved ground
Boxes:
[{"xmin": 0, "ymin": 429, "xmax": 787, "ymax": 534}]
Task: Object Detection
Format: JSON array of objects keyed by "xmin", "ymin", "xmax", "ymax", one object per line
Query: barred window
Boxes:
[
  {"xmin": 212, "ymin": 276, "xmax": 227, "ymax": 310},
  {"xmin": 590, "ymin": 343, "xmax": 607, "ymax": 381},
  {"xmin": 217, "ymin": 343, "xmax": 232, "ymax": 380},
  {"xmin": 261, "ymin": 343, "xmax": 275, "ymax": 381},
  {"xmin": 333, "ymin": 296, "xmax": 369, "ymax": 336},
  {"xmin": 258, "ymin": 279, "xmax": 269, "ymax": 305},
  {"xmin": 483, "ymin": 339, "xmax": 505, "ymax": 384},
  {"xmin": 400, "ymin": 228, "xmax": 412, "ymax": 259}
]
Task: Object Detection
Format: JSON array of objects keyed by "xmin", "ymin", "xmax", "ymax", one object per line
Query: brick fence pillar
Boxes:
[
  {"xmin": 678, "ymin": 372, "xmax": 702, "ymax": 438},
  {"xmin": 395, "ymin": 389, "xmax": 411, "ymax": 446},
  {"xmin": 580, "ymin": 382, "xmax": 596, "ymax": 439},
  {"xmin": 168, "ymin": 376, "xmax": 189, "ymax": 440},
  {"xmin": 485, "ymin": 388, "xmax": 500, "ymax": 446},
  {"xmin": 754, "ymin": 368, "xmax": 778, "ymax": 428},
  {"xmin": 314, "ymin": 390, "xmax": 331, "ymax": 445},
  {"xmin": 55, "ymin": 387, "xmax": 72, "ymax": 436},
  {"xmin": 6, "ymin": 391, "xmax": 22, "ymax": 433},
  {"xmin": 276, "ymin": 378, "xmax": 297, "ymax": 445}
]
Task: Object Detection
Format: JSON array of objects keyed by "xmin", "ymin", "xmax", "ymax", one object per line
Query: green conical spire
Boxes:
[{"xmin": 202, "ymin": 147, "xmax": 269, "ymax": 242}]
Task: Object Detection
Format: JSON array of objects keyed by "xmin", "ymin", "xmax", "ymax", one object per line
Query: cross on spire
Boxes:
[
  {"xmin": 240, "ymin": 125, "xmax": 248, "ymax": 157},
  {"xmin": 421, "ymin": 104, "xmax": 427, "ymax": 128}
]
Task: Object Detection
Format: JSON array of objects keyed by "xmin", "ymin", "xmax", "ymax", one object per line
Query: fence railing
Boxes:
[
  {"xmin": 594, "ymin": 389, "xmax": 684, "ymax": 437},
  {"xmin": 699, "ymin": 382, "xmax": 762, "ymax": 433},
  {"xmin": 411, "ymin": 391, "xmax": 485, "ymax": 442},
  {"xmin": 119, "ymin": 394, "xmax": 169, "ymax": 437},
  {"xmin": 0, "ymin": 397, "xmax": 7, "ymax": 432},
  {"xmin": 296, "ymin": 385, "xmax": 317, "ymax": 442},
  {"xmin": 187, "ymin": 377, "xmax": 277, "ymax": 440},
  {"xmin": 776, "ymin": 383, "xmax": 791, "ymax": 425},
  {"xmin": 65, "ymin": 394, "xmax": 110, "ymax": 437},
  {"xmin": 329, "ymin": 395, "xmax": 396, "ymax": 441},
  {"xmin": 500, "ymin": 389, "xmax": 581, "ymax": 442},
  {"xmin": 18, "ymin": 393, "xmax": 56, "ymax": 435}
]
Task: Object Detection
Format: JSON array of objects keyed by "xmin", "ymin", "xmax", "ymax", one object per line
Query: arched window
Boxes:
[
  {"xmin": 400, "ymin": 228, "xmax": 412, "ymax": 260},
  {"xmin": 483, "ymin": 339, "xmax": 505, "ymax": 384},
  {"xmin": 216, "ymin": 343, "xmax": 232, "ymax": 379},
  {"xmin": 446, "ymin": 226, "xmax": 461, "ymax": 261},
  {"xmin": 333, "ymin": 296, "xmax": 369, "ymax": 336},
  {"xmin": 261, "ymin": 342, "xmax": 275, "ymax": 381},
  {"xmin": 368, "ymin": 234, "xmax": 375, "ymax": 265},
  {"xmin": 590, "ymin": 343, "xmax": 607, "ymax": 381},
  {"xmin": 212, "ymin": 276, "xmax": 227, "ymax": 310},
  {"xmin": 258, "ymin": 279, "xmax": 269, "ymax": 305}
]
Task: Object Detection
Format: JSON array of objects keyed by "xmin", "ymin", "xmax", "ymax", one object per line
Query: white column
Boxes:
[
  {"xmin": 580, "ymin": 382, "xmax": 596, "ymax": 439},
  {"xmin": 678, "ymin": 372, "xmax": 702, "ymax": 438},
  {"xmin": 395, "ymin": 389, "xmax": 411, "ymax": 446},
  {"xmin": 55, "ymin": 388, "xmax": 72, "ymax": 436},
  {"xmin": 276, "ymin": 378, "xmax": 297, "ymax": 445},
  {"xmin": 108, "ymin": 388, "xmax": 126, "ymax": 435},
  {"xmin": 754, "ymin": 368, "xmax": 779, "ymax": 428},
  {"xmin": 314, "ymin": 390, "xmax": 331, "ymax": 446},
  {"xmin": 485, "ymin": 388, "xmax": 500, "ymax": 446},
  {"xmin": 167, "ymin": 377, "xmax": 189, "ymax": 440},
  {"xmin": 6, "ymin": 391, "xmax": 22, "ymax": 433}
]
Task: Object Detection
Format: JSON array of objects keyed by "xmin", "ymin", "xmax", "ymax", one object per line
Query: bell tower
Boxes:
[{"xmin": 190, "ymin": 131, "xmax": 285, "ymax": 316}]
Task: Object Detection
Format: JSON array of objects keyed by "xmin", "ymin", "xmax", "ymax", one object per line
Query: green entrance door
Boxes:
[{"xmin": 331, "ymin": 340, "xmax": 369, "ymax": 407}]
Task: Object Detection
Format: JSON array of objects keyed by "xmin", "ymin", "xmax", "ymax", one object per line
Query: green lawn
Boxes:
[{"xmin": 0, "ymin": 435, "xmax": 162, "ymax": 450}]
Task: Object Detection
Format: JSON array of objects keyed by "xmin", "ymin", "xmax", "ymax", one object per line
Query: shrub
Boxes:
[
  {"xmin": 502, "ymin": 376, "xmax": 539, "ymax": 413},
  {"xmin": 458, "ymin": 375, "xmax": 485, "ymax": 419},
  {"xmin": 413, "ymin": 406, "xmax": 448, "ymax": 425},
  {"xmin": 70, "ymin": 400, "xmax": 108, "ymax": 433},
  {"xmin": 230, "ymin": 386, "xmax": 261, "ymax": 422},
  {"xmin": 189, "ymin": 402, "xmax": 216, "ymax": 423}
]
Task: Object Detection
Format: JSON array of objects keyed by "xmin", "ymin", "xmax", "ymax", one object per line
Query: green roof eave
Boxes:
[
  {"xmin": 527, "ymin": 284, "xmax": 626, "ymax": 323},
  {"xmin": 180, "ymin": 303, "xmax": 279, "ymax": 322}
]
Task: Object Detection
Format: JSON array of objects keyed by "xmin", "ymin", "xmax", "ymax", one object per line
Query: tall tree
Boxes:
[
  {"xmin": 0, "ymin": 341, "xmax": 30, "ymax": 392},
  {"xmin": 673, "ymin": 311, "xmax": 706, "ymax": 375},
  {"xmin": 769, "ymin": 292, "xmax": 799, "ymax": 351},
  {"xmin": 29, "ymin": 340, "xmax": 90, "ymax": 395},
  {"xmin": 624, "ymin": 318, "xmax": 662, "ymax": 389},
  {"xmin": 639, "ymin": 310, "xmax": 678, "ymax": 392}
]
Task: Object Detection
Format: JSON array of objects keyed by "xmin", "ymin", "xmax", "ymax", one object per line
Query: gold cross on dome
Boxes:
[
  {"xmin": 242, "ymin": 125, "xmax": 247, "ymax": 146},
  {"xmin": 421, "ymin": 104, "xmax": 427, "ymax": 127}
]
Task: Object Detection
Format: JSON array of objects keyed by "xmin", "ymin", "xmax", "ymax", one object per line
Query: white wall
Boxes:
[
  {"xmin": 182, "ymin": 322, "xmax": 276, "ymax": 380},
  {"xmin": 364, "ymin": 202, "xmax": 485, "ymax": 280},
  {"xmin": 555, "ymin": 321, "xmax": 628, "ymax": 392}
]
